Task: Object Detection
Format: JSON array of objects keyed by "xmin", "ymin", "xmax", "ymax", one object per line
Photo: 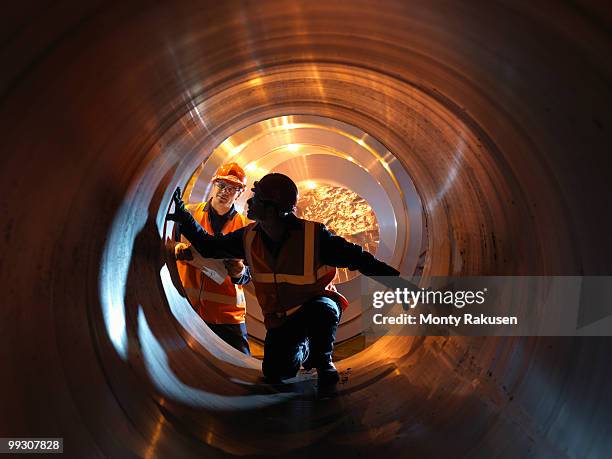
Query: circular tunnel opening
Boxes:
[
  {"xmin": 91, "ymin": 57, "xmax": 574, "ymax": 454},
  {"xmin": 93, "ymin": 52, "xmax": 586, "ymax": 455},
  {"xmin": 171, "ymin": 114, "xmax": 425, "ymax": 359}
]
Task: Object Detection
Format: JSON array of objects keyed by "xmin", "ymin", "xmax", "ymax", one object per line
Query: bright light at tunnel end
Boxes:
[{"xmin": 180, "ymin": 115, "xmax": 424, "ymax": 345}]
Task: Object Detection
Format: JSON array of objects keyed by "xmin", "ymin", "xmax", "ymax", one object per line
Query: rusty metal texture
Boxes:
[{"xmin": 296, "ymin": 184, "xmax": 380, "ymax": 284}]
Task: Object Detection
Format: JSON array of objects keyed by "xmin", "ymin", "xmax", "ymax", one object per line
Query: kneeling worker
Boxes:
[
  {"xmin": 168, "ymin": 173, "xmax": 400, "ymax": 384},
  {"xmin": 174, "ymin": 163, "xmax": 251, "ymax": 355}
]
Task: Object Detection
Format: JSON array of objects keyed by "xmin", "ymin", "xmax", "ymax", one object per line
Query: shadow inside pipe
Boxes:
[{"xmin": 118, "ymin": 171, "xmax": 292, "ymax": 402}]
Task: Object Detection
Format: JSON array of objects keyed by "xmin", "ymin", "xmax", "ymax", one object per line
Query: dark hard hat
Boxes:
[{"xmin": 253, "ymin": 173, "xmax": 298, "ymax": 214}]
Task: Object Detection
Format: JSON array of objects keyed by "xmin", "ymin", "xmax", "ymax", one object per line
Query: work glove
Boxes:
[
  {"xmin": 224, "ymin": 259, "xmax": 245, "ymax": 278},
  {"xmin": 166, "ymin": 187, "xmax": 190, "ymax": 224},
  {"xmin": 174, "ymin": 242, "xmax": 194, "ymax": 261}
]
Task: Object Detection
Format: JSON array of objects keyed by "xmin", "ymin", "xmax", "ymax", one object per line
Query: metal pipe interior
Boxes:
[{"xmin": 1, "ymin": 1, "xmax": 611, "ymax": 458}]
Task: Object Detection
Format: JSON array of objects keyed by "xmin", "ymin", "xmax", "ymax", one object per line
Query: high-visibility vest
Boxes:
[
  {"xmin": 242, "ymin": 218, "xmax": 349, "ymax": 329},
  {"xmin": 177, "ymin": 202, "xmax": 249, "ymax": 324}
]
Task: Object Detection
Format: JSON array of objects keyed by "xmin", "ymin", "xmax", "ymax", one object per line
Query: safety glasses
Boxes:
[{"xmin": 214, "ymin": 181, "xmax": 242, "ymax": 194}]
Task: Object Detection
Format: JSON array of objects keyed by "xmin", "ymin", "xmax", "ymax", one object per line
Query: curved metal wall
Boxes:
[{"xmin": 1, "ymin": 1, "xmax": 611, "ymax": 457}]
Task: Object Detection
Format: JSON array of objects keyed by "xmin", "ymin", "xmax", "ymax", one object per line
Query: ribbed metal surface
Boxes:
[{"xmin": 1, "ymin": 1, "xmax": 611, "ymax": 457}]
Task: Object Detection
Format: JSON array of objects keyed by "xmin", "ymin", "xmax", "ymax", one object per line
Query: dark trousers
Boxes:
[
  {"xmin": 262, "ymin": 296, "xmax": 341, "ymax": 380},
  {"xmin": 206, "ymin": 322, "xmax": 251, "ymax": 356}
]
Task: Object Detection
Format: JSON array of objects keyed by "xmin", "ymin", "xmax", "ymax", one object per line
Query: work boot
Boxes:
[{"xmin": 316, "ymin": 361, "xmax": 340, "ymax": 385}]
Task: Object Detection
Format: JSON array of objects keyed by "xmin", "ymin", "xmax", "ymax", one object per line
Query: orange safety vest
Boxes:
[
  {"xmin": 177, "ymin": 202, "xmax": 249, "ymax": 324},
  {"xmin": 242, "ymin": 218, "xmax": 349, "ymax": 329}
]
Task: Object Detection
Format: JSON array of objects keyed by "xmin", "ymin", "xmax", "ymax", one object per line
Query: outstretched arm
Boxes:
[
  {"xmin": 167, "ymin": 187, "xmax": 246, "ymax": 259},
  {"xmin": 318, "ymin": 225, "xmax": 420, "ymax": 301},
  {"xmin": 319, "ymin": 226, "xmax": 400, "ymax": 276}
]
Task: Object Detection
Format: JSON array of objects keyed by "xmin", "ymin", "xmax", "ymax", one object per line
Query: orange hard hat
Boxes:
[{"xmin": 212, "ymin": 163, "xmax": 247, "ymax": 188}]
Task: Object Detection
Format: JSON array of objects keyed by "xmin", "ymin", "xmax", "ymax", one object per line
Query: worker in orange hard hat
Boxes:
[
  {"xmin": 174, "ymin": 162, "xmax": 252, "ymax": 355},
  {"xmin": 168, "ymin": 172, "xmax": 406, "ymax": 387}
]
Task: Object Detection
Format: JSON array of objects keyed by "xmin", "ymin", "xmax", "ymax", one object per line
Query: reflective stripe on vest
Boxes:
[
  {"xmin": 242, "ymin": 219, "xmax": 347, "ymax": 328},
  {"xmin": 184, "ymin": 287, "xmax": 246, "ymax": 306},
  {"xmin": 244, "ymin": 221, "xmax": 334, "ymax": 284},
  {"xmin": 250, "ymin": 264, "xmax": 336, "ymax": 284}
]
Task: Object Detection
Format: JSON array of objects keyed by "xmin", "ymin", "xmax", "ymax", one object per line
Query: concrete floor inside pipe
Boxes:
[{"xmin": 1, "ymin": 1, "xmax": 611, "ymax": 458}]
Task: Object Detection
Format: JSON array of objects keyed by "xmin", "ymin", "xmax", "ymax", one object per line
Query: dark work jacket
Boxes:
[{"xmin": 178, "ymin": 213, "xmax": 400, "ymax": 277}]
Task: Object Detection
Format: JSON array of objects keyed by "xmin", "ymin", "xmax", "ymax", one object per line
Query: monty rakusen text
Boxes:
[{"xmin": 370, "ymin": 287, "xmax": 518, "ymax": 327}]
